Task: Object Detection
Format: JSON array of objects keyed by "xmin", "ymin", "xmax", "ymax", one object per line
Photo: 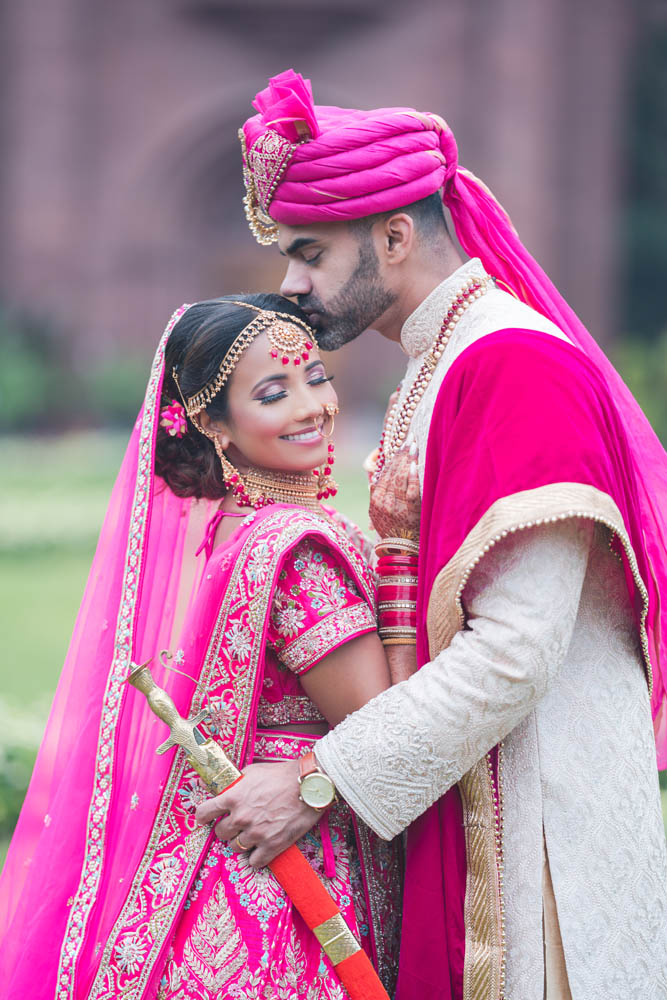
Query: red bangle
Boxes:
[
  {"xmin": 376, "ymin": 557, "xmax": 418, "ymax": 575},
  {"xmin": 378, "ymin": 610, "xmax": 417, "ymax": 628},
  {"xmin": 377, "ymin": 553, "xmax": 418, "ymax": 565},
  {"xmin": 377, "ymin": 587, "xmax": 417, "ymax": 603}
]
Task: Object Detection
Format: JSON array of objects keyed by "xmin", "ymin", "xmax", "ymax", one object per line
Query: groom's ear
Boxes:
[{"xmin": 378, "ymin": 212, "xmax": 415, "ymax": 265}]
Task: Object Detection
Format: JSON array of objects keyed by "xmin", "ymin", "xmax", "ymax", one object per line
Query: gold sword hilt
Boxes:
[{"xmin": 126, "ymin": 659, "xmax": 241, "ymax": 795}]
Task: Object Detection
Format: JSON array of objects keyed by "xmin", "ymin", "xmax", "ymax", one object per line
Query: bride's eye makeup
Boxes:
[
  {"xmin": 255, "ymin": 382, "xmax": 287, "ymax": 405},
  {"xmin": 252, "ymin": 363, "xmax": 334, "ymax": 405},
  {"xmin": 258, "ymin": 391, "xmax": 287, "ymax": 405},
  {"xmin": 307, "ymin": 362, "xmax": 334, "ymax": 388}
]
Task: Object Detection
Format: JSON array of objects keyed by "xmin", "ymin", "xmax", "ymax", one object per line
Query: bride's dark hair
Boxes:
[{"xmin": 155, "ymin": 294, "xmax": 312, "ymax": 500}]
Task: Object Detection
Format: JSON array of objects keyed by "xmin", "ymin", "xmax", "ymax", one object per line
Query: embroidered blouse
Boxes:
[{"xmin": 257, "ymin": 536, "xmax": 377, "ymax": 727}]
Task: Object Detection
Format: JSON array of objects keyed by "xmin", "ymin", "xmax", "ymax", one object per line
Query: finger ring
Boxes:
[{"xmin": 235, "ymin": 834, "xmax": 251, "ymax": 852}]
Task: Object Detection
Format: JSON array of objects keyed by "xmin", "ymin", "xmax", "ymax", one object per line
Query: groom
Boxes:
[{"xmin": 197, "ymin": 71, "xmax": 667, "ymax": 998}]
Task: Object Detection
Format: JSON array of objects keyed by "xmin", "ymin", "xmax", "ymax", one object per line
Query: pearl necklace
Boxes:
[{"xmin": 373, "ymin": 274, "xmax": 489, "ymax": 482}]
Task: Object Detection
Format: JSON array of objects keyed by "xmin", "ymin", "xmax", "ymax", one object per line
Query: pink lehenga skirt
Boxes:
[{"xmin": 157, "ymin": 731, "xmax": 390, "ymax": 1000}]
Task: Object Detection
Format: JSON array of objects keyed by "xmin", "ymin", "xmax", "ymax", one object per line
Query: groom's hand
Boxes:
[{"xmin": 195, "ymin": 760, "xmax": 320, "ymax": 868}]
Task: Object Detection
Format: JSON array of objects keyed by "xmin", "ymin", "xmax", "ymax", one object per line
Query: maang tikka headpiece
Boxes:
[
  {"xmin": 171, "ymin": 301, "xmax": 338, "ymax": 511},
  {"xmin": 174, "ymin": 301, "xmax": 317, "ymax": 419}
]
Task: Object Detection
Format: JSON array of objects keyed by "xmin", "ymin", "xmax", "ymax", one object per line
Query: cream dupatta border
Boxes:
[{"xmin": 424, "ymin": 481, "xmax": 652, "ymax": 1000}]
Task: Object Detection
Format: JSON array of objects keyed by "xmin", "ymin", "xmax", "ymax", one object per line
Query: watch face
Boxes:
[{"xmin": 301, "ymin": 772, "xmax": 335, "ymax": 809}]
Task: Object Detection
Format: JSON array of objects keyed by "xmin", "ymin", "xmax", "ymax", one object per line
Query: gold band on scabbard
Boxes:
[{"xmin": 312, "ymin": 913, "xmax": 361, "ymax": 965}]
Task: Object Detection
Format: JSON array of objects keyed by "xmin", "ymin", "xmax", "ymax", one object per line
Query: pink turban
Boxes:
[
  {"xmin": 240, "ymin": 69, "xmax": 667, "ymax": 762},
  {"xmin": 240, "ymin": 70, "xmax": 457, "ymax": 237},
  {"xmin": 238, "ymin": 69, "xmax": 537, "ymax": 322}
]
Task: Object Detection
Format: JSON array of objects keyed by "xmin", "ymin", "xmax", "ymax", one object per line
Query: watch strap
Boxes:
[{"xmin": 298, "ymin": 751, "xmax": 319, "ymax": 781}]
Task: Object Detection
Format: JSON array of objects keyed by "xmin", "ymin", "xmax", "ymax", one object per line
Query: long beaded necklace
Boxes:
[{"xmin": 372, "ymin": 274, "xmax": 489, "ymax": 482}]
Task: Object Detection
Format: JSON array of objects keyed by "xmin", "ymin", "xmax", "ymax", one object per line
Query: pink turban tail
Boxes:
[{"xmin": 240, "ymin": 69, "xmax": 667, "ymax": 763}]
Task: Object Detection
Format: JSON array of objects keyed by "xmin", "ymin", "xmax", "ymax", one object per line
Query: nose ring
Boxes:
[{"xmin": 316, "ymin": 403, "xmax": 339, "ymax": 438}]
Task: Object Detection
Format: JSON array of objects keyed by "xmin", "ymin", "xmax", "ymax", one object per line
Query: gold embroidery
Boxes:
[
  {"xmin": 425, "ymin": 482, "xmax": 652, "ymax": 694},
  {"xmin": 278, "ymin": 603, "xmax": 376, "ymax": 674},
  {"xmin": 247, "ymin": 129, "xmax": 296, "ymax": 211},
  {"xmin": 239, "ymin": 127, "xmax": 298, "ymax": 245},
  {"xmin": 459, "ymin": 755, "xmax": 504, "ymax": 1000},
  {"xmin": 257, "ymin": 694, "xmax": 325, "ymax": 726},
  {"xmin": 352, "ymin": 817, "xmax": 402, "ymax": 994},
  {"xmin": 182, "ymin": 879, "xmax": 249, "ymax": 993},
  {"xmin": 149, "ymin": 905, "xmax": 175, "ymax": 941},
  {"xmin": 425, "ymin": 481, "xmax": 652, "ymax": 1000}
]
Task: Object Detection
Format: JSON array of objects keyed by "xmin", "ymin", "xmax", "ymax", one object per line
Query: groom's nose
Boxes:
[{"xmin": 280, "ymin": 259, "xmax": 312, "ymax": 299}]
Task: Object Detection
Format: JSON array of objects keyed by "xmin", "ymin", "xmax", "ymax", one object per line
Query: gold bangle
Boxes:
[
  {"xmin": 375, "ymin": 537, "xmax": 420, "ymax": 556},
  {"xmin": 381, "ymin": 637, "xmax": 417, "ymax": 646},
  {"xmin": 376, "ymin": 575, "xmax": 419, "ymax": 587}
]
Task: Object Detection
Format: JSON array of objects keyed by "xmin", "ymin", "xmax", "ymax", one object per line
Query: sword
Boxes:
[{"xmin": 127, "ymin": 659, "xmax": 389, "ymax": 1000}]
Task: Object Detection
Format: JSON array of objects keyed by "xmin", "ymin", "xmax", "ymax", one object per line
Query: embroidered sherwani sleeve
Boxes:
[{"xmin": 316, "ymin": 519, "xmax": 593, "ymax": 839}]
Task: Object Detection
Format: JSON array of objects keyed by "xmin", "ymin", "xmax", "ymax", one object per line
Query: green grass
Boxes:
[{"xmin": 0, "ymin": 548, "xmax": 94, "ymax": 706}]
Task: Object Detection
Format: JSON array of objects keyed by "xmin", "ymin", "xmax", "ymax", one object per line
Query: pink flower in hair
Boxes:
[
  {"xmin": 160, "ymin": 400, "xmax": 187, "ymax": 438},
  {"xmin": 252, "ymin": 69, "xmax": 320, "ymax": 143}
]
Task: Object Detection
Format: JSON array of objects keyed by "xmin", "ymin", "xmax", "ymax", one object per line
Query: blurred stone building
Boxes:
[{"xmin": 0, "ymin": 0, "xmax": 647, "ymax": 424}]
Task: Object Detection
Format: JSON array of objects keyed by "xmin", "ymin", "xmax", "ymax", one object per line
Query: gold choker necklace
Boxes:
[
  {"xmin": 211, "ymin": 436, "xmax": 338, "ymax": 511},
  {"xmin": 243, "ymin": 467, "xmax": 322, "ymax": 512}
]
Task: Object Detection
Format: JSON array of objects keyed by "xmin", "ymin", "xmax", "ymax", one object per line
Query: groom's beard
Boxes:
[{"xmin": 299, "ymin": 244, "xmax": 396, "ymax": 351}]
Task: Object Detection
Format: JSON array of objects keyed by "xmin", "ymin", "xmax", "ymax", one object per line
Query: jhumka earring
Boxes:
[
  {"xmin": 212, "ymin": 437, "xmax": 253, "ymax": 507},
  {"xmin": 313, "ymin": 404, "xmax": 340, "ymax": 500}
]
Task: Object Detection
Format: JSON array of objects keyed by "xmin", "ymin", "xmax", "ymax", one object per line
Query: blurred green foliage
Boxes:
[
  {"xmin": 610, "ymin": 330, "xmax": 667, "ymax": 446},
  {"xmin": 0, "ymin": 307, "xmax": 70, "ymax": 430},
  {"xmin": 0, "ymin": 307, "xmax": 148, "ymax": 432},
  {"xmin": 0, "ymin": 747, "xmax": 37, "ymax": 843}
]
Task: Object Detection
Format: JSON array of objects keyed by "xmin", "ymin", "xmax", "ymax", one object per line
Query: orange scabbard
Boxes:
[{"xmin": 270, "ymin": 845, "xmax": 389, "ymax": 999}]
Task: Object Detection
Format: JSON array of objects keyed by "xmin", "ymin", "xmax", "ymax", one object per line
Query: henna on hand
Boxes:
[{"xmin": 369, "ymin": 439, "xmax": 421, "ymax": 541}]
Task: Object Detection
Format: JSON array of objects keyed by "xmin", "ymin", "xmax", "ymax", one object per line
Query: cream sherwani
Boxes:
[{"xmin": 317, "ymin": 260, "xmax": 667, "ymax": 999}]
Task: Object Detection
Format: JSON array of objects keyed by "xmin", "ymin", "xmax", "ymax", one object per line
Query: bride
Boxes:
[{"xmin": 0, "ymin": 294, "xmax": 415, "ymax": 1000}]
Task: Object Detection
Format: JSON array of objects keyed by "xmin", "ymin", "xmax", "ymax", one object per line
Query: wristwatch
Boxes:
[{"xmin": 298, "ymin": 751, "xmax": 336, "ymax": 811}]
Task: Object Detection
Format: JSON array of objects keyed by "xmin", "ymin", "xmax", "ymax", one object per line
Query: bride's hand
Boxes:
[{"xmin": 369, "ymin": 437, "xmax": 421, "ymax": 541}]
